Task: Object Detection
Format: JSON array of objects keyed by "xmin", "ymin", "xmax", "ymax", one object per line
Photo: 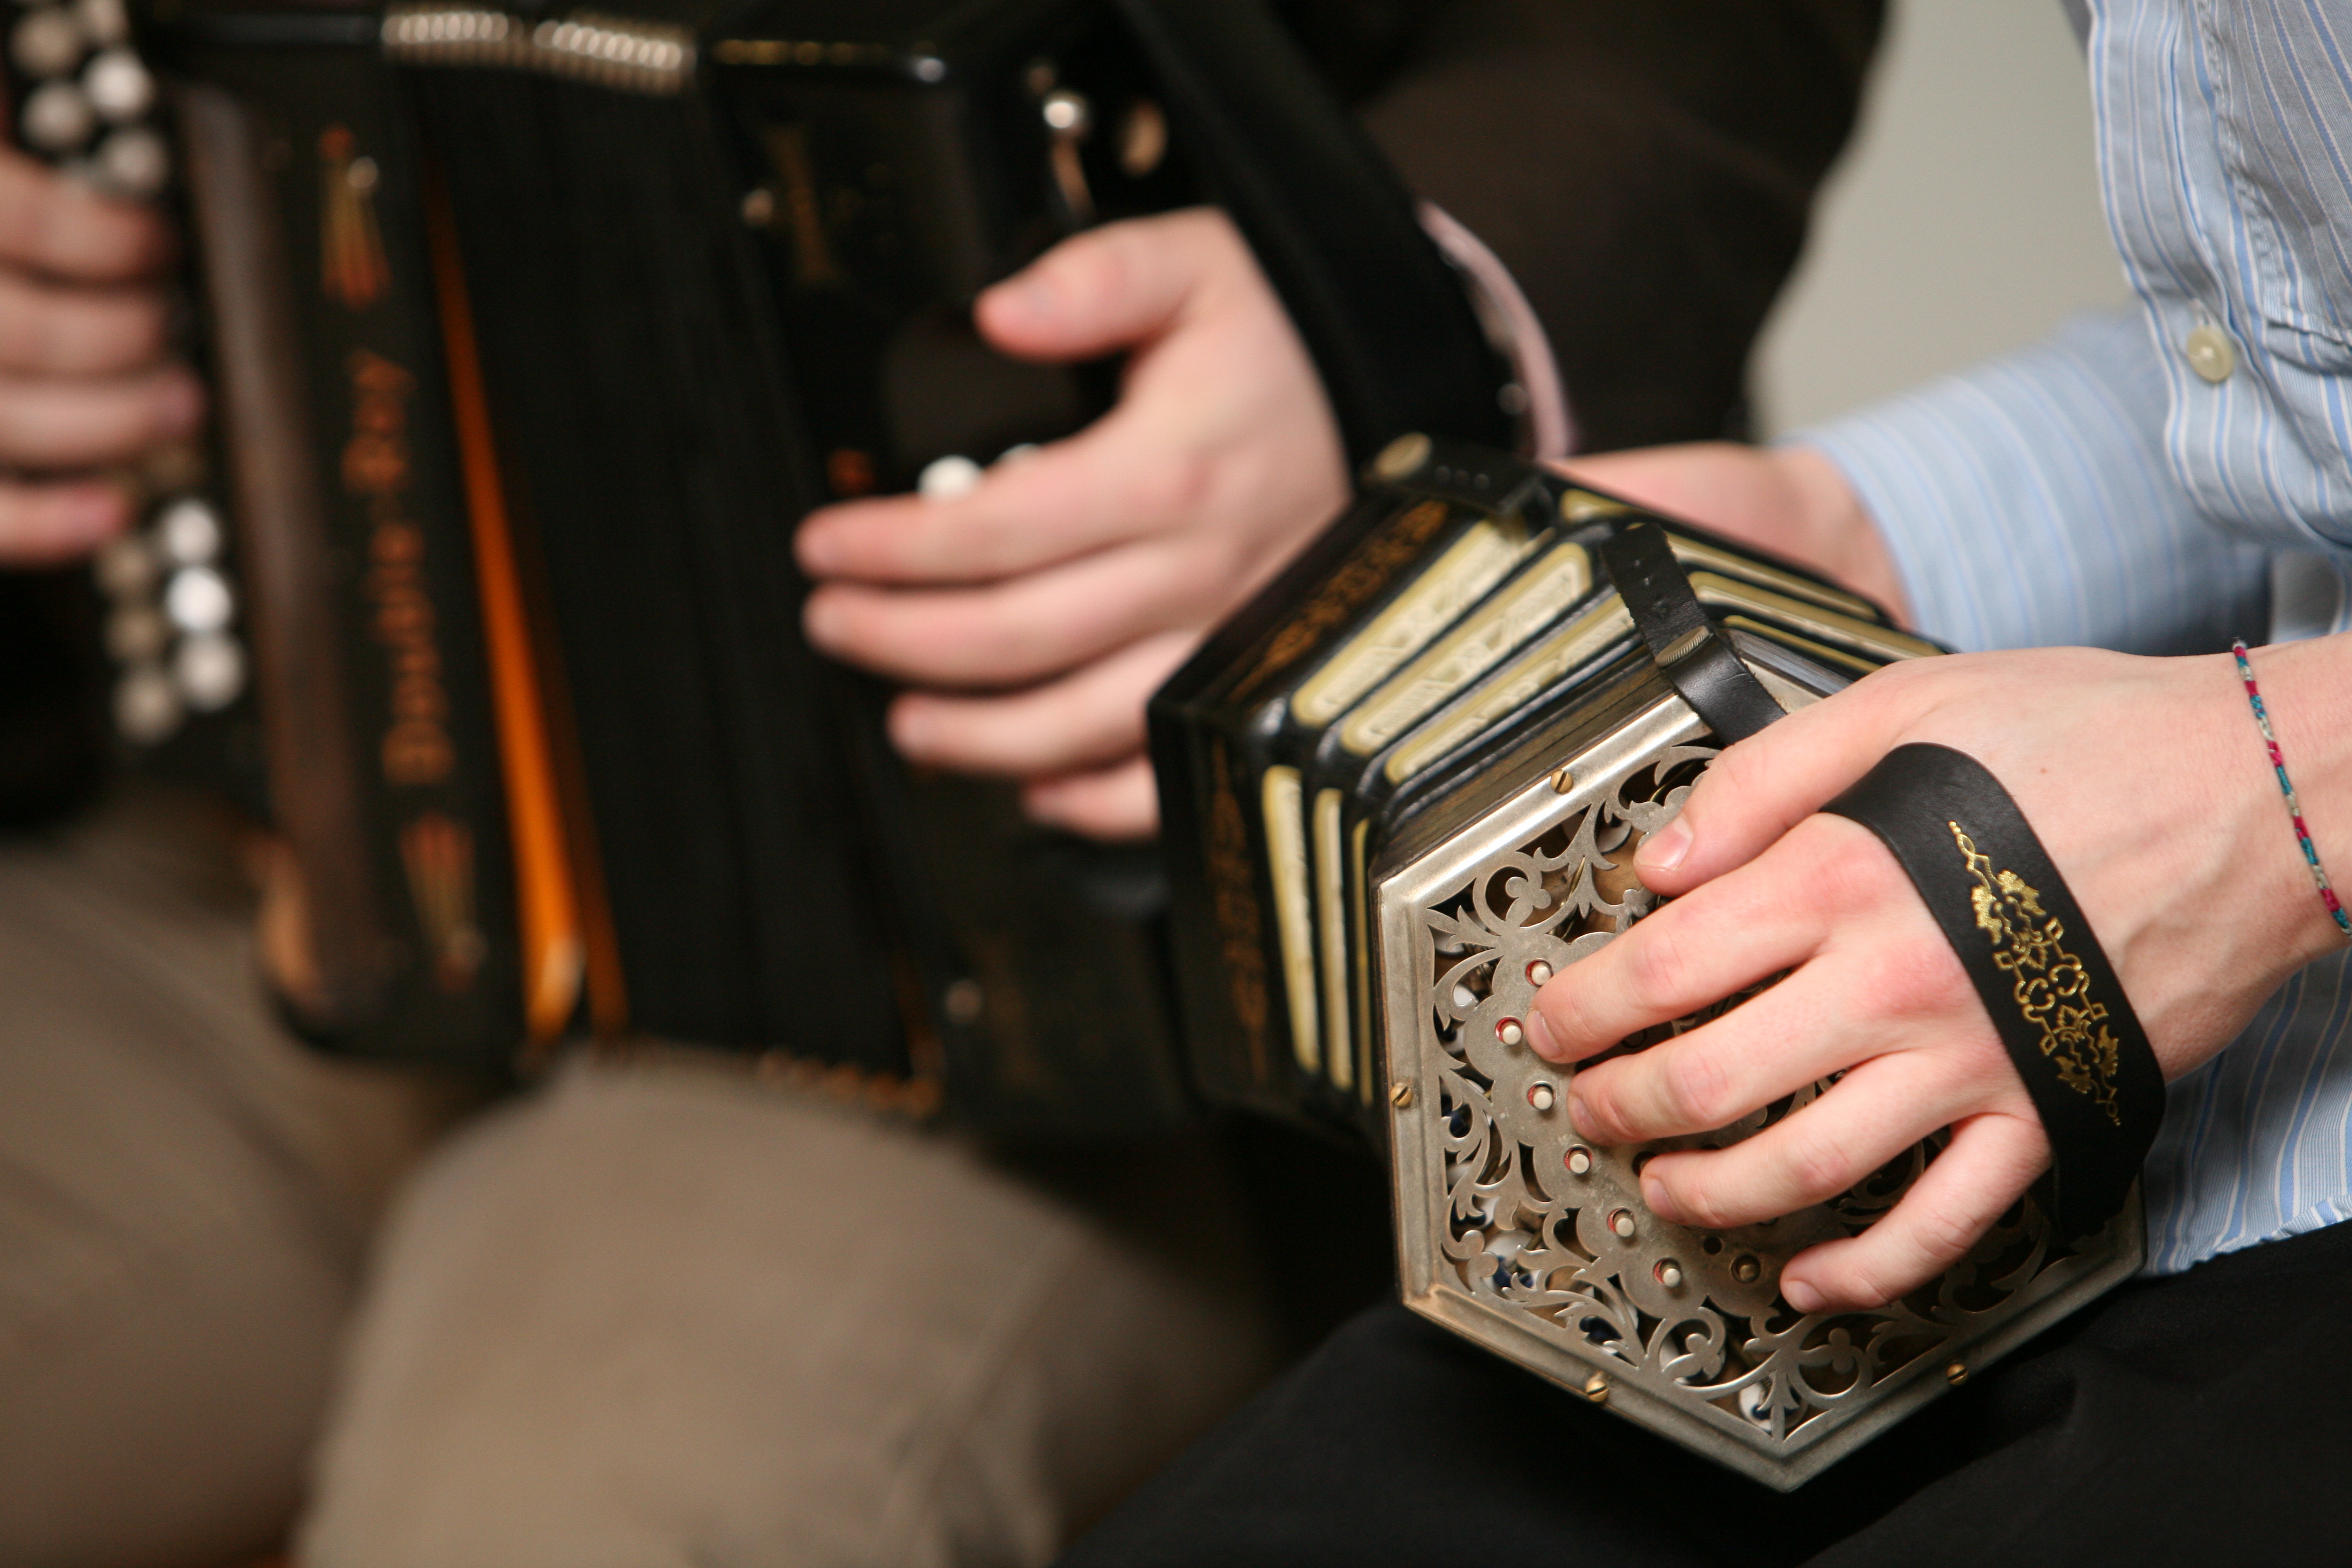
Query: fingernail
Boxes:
[
  {"xmin": 795, "ymin": 523, "xmax": 837, "ymax": 575},
  {"xmin": 1567, "ymin": 1092, "xmax": 1597, "ymax": 1140},
  {"xmin": 802, "ymin": 596, "xmax": 844, "ymax": 651},
  {"xmin": 983, "ymin": 272, "xmax": 1055, "ymax": 325},
  {"xmin": 1526, "ymin": 1008, "xmax": 1562, "ymax": 1061},
  {"xmin": 1640, "ymin": 1173, "xmax": 1674, "ymax": 1220},
  {"xmin": 1636, "ymin": 818, "xmax": 1692, "ymax": 874},
  {"xmin": 1782, "ymin": 1278, "xmax": 1825, "ymax": 1314},
  {"xmin": 888, "ymin": 705, "xmax": 933, "ymax": 758}
]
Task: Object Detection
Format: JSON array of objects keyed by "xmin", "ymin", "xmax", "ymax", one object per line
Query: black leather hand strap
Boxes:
[
  {"xmin": 1599, "ymin": 522, "xmax": 1784, "ymax": 742},
  {"xmin": 1824, "ymin": 744, "xmax": 2164, "ymax": 1243}
]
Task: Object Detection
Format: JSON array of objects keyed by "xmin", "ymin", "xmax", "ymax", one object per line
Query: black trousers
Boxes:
[{"xmin": 1060, "ymin": 1220, "xmax": 2352, "ymax": 1566}]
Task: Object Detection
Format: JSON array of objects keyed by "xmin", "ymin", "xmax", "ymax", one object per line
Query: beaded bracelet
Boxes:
[{"xmin": 2232, "ymin": 640, "xmax": 2352, "ymax": 941}]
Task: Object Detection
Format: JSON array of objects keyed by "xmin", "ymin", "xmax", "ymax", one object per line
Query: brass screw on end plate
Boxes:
[
  {"xmin": 1944, "ymin": 1361, "xmax": 1969, "ymax": 1387},
  {"xmin": 1549, "ymin": 766, "xmax": 1574, "ymax": 794},
  {"xmin": 1583, "ymin": 1371, "xmax": 1611, "ymax": 1405},
  {"xmin": 1390, "ymin": 1081, "xmax": 1414, "ymax": 1110}
]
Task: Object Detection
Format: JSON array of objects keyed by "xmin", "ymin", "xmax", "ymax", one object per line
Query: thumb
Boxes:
[
  {"xmin": 976, "ymin": 207, "xmax": 1243, "ymax": 362},
  {"xmin": 1634, "ymin": 662, "xmax": 1933, "ymax": 894}
]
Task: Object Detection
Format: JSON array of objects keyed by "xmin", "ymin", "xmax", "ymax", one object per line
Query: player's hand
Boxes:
[
  {"xmin": 0, "ymin": 144, "xmax": 198, "ymax": 564},
  {"xmin": 1525, "ymin": 628, "xmax": 2352, "ymax": 1314},
  {"xmin": 795, "ymin": 206, "xmax": 1346, "ymax": 841}
]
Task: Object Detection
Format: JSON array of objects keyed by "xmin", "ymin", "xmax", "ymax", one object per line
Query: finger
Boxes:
[
  {"xmin": 974, "ymin": 206, "xmax": 1237, "ymax": 363},
  {"xmin": 1636, "ymin": 1049, "xmax": 1991, "ymax": 1229},
  {"xmin": 1022, "ymin": 755, "xmax": 1159, "ymax": 842},
  {"xmin": 0, "ymin": 148, "xmax": 173, "ymax": 281},
  {"xmin": 888, "ymin": 631, "xmax": 1194, "ymax": 778},
  {"xmin": 1559, "ymin": 948, "xmax": 1913, "ymax": 1148},
  {"xmin": 0, "ymin": 362, "xmax": 202, "ymax": 467},
  {"xmin": 804, "ymin": 541, "xmax": 1209, "ymax": 689},
  {"xmin": 1628, "ymin": 660, "xmax": 1942, "ymax": 897},
  {"xmin": 1779, "ymin": 1111, "xmax": 2050, "ymax": 1312},
  {"xmin": 1529, "ymin": 823, "xmax": 1847, "ymax": 1066},
  {"xmin": 0, "ymin": 475, "xmax": 129, "ymax": 563},
  {"xmin": 796, "ymin": 414, "xmax": 1199, "ymax": 586},
  {"xmin": 0, "ymin": 270, "xmax": 167, "ymax": 375}
]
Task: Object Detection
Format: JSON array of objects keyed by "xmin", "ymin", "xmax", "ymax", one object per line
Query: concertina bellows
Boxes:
[
  {"xmin": 1150, "ymin": 434, "xmax": 2151, "ymax": 1488},
  {"xmin": 11, "ymin": 0, "xmax": 1510, "ymax": 1133}
]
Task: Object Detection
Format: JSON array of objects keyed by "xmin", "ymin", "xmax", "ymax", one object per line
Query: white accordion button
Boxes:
[
  {"xmin": 163, "ymin": 564, "xmax": 233, "ymax": 634},
  {"xmin": 157, "ymin": 497, "xmax": 222, "ymax": 565},
  {"xmin": 173, "ymin": 632, "xmax": 244, "ymax": 710},
  {"xmin": 22, "ymin": 80, "xmax": 96, "ymax": 152},
  {"xmin": 95, "ymin": 128, "xmax": 169, "ymax": 198},
  {"xmin": 114, "ymin": 662, "xmax": 180, "ymax": 743},
  {"xmin": 917, "ymin": 453, "xmax": 982, "ymax": 500},
  {"xmin": 11, "ymin": 8, "xmax": 85, "ymax": 80},
  {"xmin": 82, "ymin": 48, "xmax": 150, "ymax": 120}
]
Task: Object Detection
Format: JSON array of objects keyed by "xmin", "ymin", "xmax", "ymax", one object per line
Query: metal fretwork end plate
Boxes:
[{"xmin": 1375, "ymin": 689, "xmax": 2145, "ymax": 1491}]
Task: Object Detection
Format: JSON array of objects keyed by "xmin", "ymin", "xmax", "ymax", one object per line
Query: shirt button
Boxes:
[{"xmin": 2184, "ymin": 323, "xmax": 2237, "ymax": 383}]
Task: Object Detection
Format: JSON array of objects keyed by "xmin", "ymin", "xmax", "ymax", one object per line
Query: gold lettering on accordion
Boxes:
[
  {"xmin": 346, "ymin": 351, "xmax": 458, "ymax": 789},
  {"xmin": 1952, "ymin": 823, "xmax": 2126, "ymax": 1124},
  {"xmin": 1340, "ymin": 541, "xmax": 1592, "ymax": 757},
  {"xmin": 399, "ymin": 813, "xmax": 486, "ymax": 991},
  {"xmin": 1262, "ymin": 766, "xmax": 1320, "ymax": 1075},
  {"xmin": 1232, "ymin": 499, "xmax": 1458, "ymax": 703},
  {"xmin": 1291, "ymin": 520, "xmax": 1531, "ymax": 728},
  {"xmin": 1383, "ymin": 598, "xmax": 1635, "ymax": 785},
  {"xmin": 319, "ymin": 127, "xmax": 390, "ymax": 311}
]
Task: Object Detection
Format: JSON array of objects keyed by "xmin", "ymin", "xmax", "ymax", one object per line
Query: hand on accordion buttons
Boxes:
[
  {"xmin": 1524, "ymin": 638, "xmax": 2352, "ymax": 1313},
  {"xmin": 0, "ymin": 145, "xmax": 200, "ymax": 565},
  {"xmin": 795, "ymin": 206, "xmax": 1348, "ymax": 841}
]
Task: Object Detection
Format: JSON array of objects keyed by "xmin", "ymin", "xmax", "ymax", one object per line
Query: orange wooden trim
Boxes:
[{"xmin": 420, "ymin": 163, "xmax": 585, "ymax": 1042}]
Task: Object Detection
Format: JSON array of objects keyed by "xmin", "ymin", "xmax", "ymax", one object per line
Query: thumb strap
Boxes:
[{"xmin": 1824, "ymin": 743, "xmax": 2163, "ymax": 1243}]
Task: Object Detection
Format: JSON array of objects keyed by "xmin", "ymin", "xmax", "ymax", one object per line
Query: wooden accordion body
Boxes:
[
  {"xmin": 59, "ymin": 0, "xmax": 1508, "ymax": 1132},
  {"xmin": 1151, "ymin": 437, "xmax": 2145, "ymax": 1486}
]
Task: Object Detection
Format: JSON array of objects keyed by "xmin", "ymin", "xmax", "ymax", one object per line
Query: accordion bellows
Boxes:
[{"xmin": 1151, "ymin": 437, "xmax": 2144, "ymax": 1486}]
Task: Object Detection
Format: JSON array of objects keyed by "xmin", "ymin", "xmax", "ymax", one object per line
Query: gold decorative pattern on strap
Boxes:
[{"xmin": 1950, "ymin": 822, "xmax": 2125, "ymax": 1124}]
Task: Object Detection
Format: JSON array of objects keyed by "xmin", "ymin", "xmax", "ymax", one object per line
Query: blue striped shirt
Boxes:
[{"xmin": 1793, "ymin": 0, "xmax": 2352, "ymax": 1275}]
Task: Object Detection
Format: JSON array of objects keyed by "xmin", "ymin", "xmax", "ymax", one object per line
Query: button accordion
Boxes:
[
  {"xmin": 7, "ymin": 0, "xmax": 1511, "ymax": 1132},
  {"xmin": 1152, "ymin": 435, "xmax": 2147, "ymax": 1487}
]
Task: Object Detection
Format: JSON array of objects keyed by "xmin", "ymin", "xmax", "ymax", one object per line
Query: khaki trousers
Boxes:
[{"xmin": 0, "ymin": 791, "xmax": 1276, "ymax": 1567}]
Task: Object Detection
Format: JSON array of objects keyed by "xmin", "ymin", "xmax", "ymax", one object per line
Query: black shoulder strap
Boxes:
[
  {"xmin": 1598, "ymin": 521, "xmax": 1784, "ymax": 742},
  {"xmin": 1110, "ymin": 0, "xmax": 1516, "ymax": 463}
]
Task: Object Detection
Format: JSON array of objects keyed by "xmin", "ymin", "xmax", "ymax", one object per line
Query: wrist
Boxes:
[
  {"xmin": 2229, "ymin": 633, "xmax": 2352, "ymax": 968},
  {"xmin": 1770, "ymin": 444, "xmax": 1911, "ymax": 625}
]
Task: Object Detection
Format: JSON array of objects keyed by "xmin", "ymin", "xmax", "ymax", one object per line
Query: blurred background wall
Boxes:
[{"xmin": 1754, "ymin": 0, "xmax": 2131, "ymax": 435}]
